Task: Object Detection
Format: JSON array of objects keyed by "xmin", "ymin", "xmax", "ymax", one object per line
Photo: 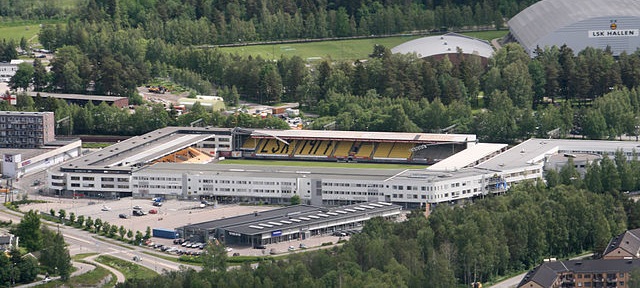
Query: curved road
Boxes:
[{"xmin": 0, "ymin": 205, "xmax": 198, "ymax": 286}]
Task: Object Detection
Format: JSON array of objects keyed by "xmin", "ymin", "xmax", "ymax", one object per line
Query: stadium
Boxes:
[
  {"xmin": 45, "ymin": 127, "xmax": 640, "ymax": 209},
  {"xmin": 507, "ymin": 0, "xmax": 640, "ymax": 57}
]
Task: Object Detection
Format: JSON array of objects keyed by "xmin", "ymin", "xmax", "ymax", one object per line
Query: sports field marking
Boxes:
[{"xmin": 218, "ymin": 159, "xmax": 427, "ymax": 169}]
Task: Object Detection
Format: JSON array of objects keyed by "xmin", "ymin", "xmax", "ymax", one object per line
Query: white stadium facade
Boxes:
[
  {"xmin": 45, "ymin": 127, "xmax": 640, "ymax": 209},
  {"xmin": 508, "ymin": 0, "xmax": 640, "ymax": 57}
]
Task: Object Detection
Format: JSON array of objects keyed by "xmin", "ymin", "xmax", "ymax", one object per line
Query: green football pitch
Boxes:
[{"xmin": 218, "ymin": 159, "xmax": 428, "ymax": 169}]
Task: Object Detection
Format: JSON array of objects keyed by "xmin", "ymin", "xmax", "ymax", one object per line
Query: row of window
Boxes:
[
  {"xmin": 71, "ymin": 176, "xmax": 129, "ymax": 182},
  {"xmin": 133, "ymin": 176, "xmax": 179, "ymax": 181},
  {"xmin": 325, "ymin": 191, "xmax": 381, "ymax": 196}
]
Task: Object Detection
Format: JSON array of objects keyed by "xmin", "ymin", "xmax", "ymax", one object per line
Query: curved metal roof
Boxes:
[
  {"xmin": 508, "ymin": 0, "xmax": 640, "ymax": 50},
  {"xmin": 390, "ymin": 33, "xmax": 494, "ymax": 59}
]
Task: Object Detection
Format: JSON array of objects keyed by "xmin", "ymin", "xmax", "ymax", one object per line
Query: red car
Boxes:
[{"xmin": 149, "ymin": 209, "xmax": 158, "ymax": 214}]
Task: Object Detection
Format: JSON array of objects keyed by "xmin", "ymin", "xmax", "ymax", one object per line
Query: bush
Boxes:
[{"xmin": 321, "ymin": 242, "xmax": 333, "ymax": 246}]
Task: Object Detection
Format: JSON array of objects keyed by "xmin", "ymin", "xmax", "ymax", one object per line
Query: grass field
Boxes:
[
  {"xmin": 96, "ymin": 255, "xmax": 158, "ymax": 280},
  {"xmin": 0, "ymin": 24, "xmax": 41, "ymax": 42},
  {"xmin": 219, "ymin": 159, "xmax": 427, "ymax": 169},
  {"xmin": 219, "ymin": 30, "xmax": 508, "ymax": 61},
  {"xmin": 219, "ymin": 35, "xmax": 420, "ymax": 61}
]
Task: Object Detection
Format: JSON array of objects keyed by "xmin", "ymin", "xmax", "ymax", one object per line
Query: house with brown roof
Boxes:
[{"xmin": 518, "ymin": 228, "xmax": 640, "ymax": 288}]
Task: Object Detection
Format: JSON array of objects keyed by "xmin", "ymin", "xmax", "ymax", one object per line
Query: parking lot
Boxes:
[{"xmin": 19, "ymin": 196, "xmax": 351, "ymax": 256}]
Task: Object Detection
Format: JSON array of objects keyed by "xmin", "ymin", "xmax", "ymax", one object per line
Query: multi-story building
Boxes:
[{"xmin": 0, "ymin": 111, "xmax": 55, "ymax": 148}]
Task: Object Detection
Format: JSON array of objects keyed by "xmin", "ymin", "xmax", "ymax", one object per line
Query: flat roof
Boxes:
[
  {"xmin": 477, "ymin": 138, "xmax": 640, "ymax": 171},
  {"xmin": 428, "ymin": 143, "xmax": 507, "ymax": 171},
  {"xmin": 139, "ymin": 162, "xmax": 408, "ymax": 181},
  {"xmin": 251, "ymin": 129, "xmax": 476, "ymax": 143},
  {"xmin": 60, "ymin": 127, "xmax": 231, "ymax": 172},
  {"xmin": 182, "ymin": 202, "xmax": 402, "ymax": 236},
  {"xmin": 0, "ymin": 111, "xmax": 53, "ymax": 116},
  {"xmin": 0, "ymin": 139, "xmax": 79, "ymax": 160},
  {"xmin": 25, "ymin": 91, "xmax": 127, "ymax": 103}
]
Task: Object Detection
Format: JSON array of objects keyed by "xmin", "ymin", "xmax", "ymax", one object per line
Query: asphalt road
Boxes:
[{"xmin": 0, "ymin": 204, "xmax": 198, "ymax": 286}]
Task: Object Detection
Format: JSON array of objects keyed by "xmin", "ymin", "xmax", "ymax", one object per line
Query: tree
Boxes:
[
  {"xmin": 76, "ymin": 215, "xmax": 85, "ymax": 227},
  {"xmin": 119, "ymin": 225, "xmax": 126, "ymax": 239},
  {"xmin": 58, "ymin": 209, "xmax": 66, "ymax": 220},
  {"xmin": 201, "ymin": 239, "xmax": 227, "ymax": 273},
  {"xmin": 290, "ymin": 195, "xmax": 301, "ymax": 205},
  {"xmin": 32, "ymin": 59, "xmax": 48, "ymax": 91},
  {"xmin": 40, "ymin": 229, "xmax": 71, "ymax": 281},
  {"xmin": 85, "ymin": 217, "xmax": 94, "ymax": 231},
  {"xmin": 68, "ymin": 212, "xmax": 75, "ymax": 225},
  {"xmin": 9, "ymin": 62, "xmax": 34, "ymax": 91},
  {"xmin": 12, "ymin": 210, "xmax": 42, "ymax": 252}
]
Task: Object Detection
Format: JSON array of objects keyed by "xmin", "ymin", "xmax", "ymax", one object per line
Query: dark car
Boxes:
[
  {"xmin": 133, "ymin": 210, "xmax": 146, "ymax": 216},
  {"xmin": 153, "ymin": 201, "xmax": 163, "ymax": 207},
  {"xmin": 119, "ymin": 213, "xmax": 128, "ymax": 219},
  {"xmin": 253, "ymin": 244, "xmax": 267, "ymax": 249}
]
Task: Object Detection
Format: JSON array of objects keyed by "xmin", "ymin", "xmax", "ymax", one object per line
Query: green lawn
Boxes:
[
  {"xmin": 95, "ymin": 255, "xmax": 158, "ymax": 280},
  {"xmin": 0, "ymin": 24, "xmax": 41, "ymax": 42},
  {"xmin": 39, "ymin": 264, "xmax": 115, "ymax": 288},
  {"xmin": 219, "ymin": 30, "xmax": 508, "ymax": 61},
  {"xmin": 219, "ymin": 159, "xmax": 427, "ymax": 169},
  {"xmin": 462, "ymin": 30, "xmax": 509, "ymax": 41},
  {"xmin": 219, "ymin": 36, "xmax": 420, "ymax": 61}
]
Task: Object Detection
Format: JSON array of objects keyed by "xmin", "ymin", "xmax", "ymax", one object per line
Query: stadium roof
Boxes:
[
  {"xmin": 251, "ymin": 129, "xmax": 476, "ymax": 143},
  {"xmin": 508, "ymin": 0, "xmax": 640, "ymax": 51},
  {"xmin": 427, "ymin": 143, "xmax": 508, "ymax": 171},
  {"xmin": 60, "ymin": 127, "xmax": 231, "ymax": 173},
  {"xmin": 390, "ymin": 33, "xmax": 494, "ymax": 59}
]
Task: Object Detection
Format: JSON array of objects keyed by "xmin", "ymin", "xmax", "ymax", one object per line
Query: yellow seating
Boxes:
[
  {"xmin": 354, "ymin": 142, "xmax": 374, "ymax": 158},
  {"xmin": 241, "ymin": 137, "xmax": 258, "ymax": 149},
  {"xmin": 373, "ymin": 142, "xmax": 393, "ymax": 158},
  {"xmin": 388, "ymin": 143, "xmax": 414, "ymax": 159},
  {"xmin": 257, "ymin": 139, "xmax": 295, "ymax": 155},
  {"xmin": 295, "ymin": 140, "xmax": 334, "ymax": 156},
  {"xmin": 333, "ymin": 141, "xmax": 354, "ymax": 157}
]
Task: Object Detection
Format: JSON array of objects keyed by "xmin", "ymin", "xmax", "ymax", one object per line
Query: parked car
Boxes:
[
  {"xmin": 269, "ymin": 248, "xmax": 277, "ymax": 255},
  {"xmin": 225, "ymin": 247, "xmax": 233, "ymax": 252},
  {"xmin": 118, "ymin": 213, "xmax": 128, "ymax": 219},
  {"xmin": 153, "ymin": 202, "xmax": 163, "ymax": 207},
  {"xmin": 299, "ymin": 243, "xmax": 307, "ymax": 249},
  {"xmin": 133, "ymin": 210, "xmax": 146, "ymax": 216},
  {"xmin": 173, "ymin": 238, "xmax": 185, "ymax": 245},
  {"xmin": 288, "ymin": 246, "xmax": 295, "ymax": 252},
  {"xmin": 133, "ymin": 205, "xmax": 142, "ymax": 210},
  {"xmin": 148, "ymin": 209, "xmax": 158, "ymax": 214},
  {"xmin": 254, "ymin": 244, "xmax": 267, "ymax": 249},
  {"xmin": 101, "ymin": 205, "xmax": 111, "ymax": 211}
]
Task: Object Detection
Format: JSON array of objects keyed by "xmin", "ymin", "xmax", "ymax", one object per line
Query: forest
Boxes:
[{"xmin": 0, "ymin": 0, "xmax": 631, "ymax": 143}]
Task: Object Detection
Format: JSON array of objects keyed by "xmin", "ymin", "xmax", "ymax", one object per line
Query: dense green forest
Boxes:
[{"xmin": 0, "ymin": 0, "xmax": 627, "ymax": 143}]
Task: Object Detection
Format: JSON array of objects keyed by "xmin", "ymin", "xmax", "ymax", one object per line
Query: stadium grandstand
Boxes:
[
  {"xmin": 46, "ymin": 126, "xmax": 640, "ymax": 209},
  {"xmin": 234, "ymin": 129, "xmax": 476, "ymax": 164}
]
